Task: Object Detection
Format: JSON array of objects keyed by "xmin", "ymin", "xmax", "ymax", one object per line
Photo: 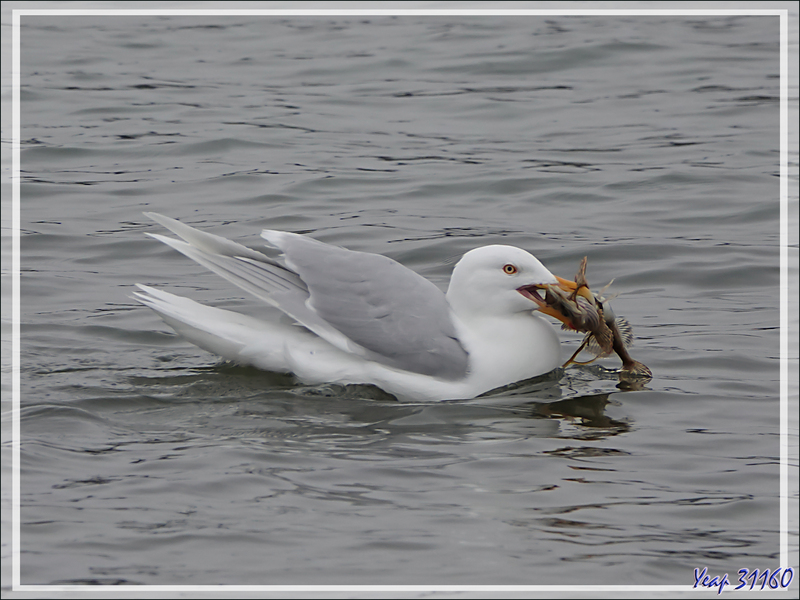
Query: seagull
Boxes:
[{"xmin": 134, "ymin": 213, "xmax": 570, "ymax": 401}]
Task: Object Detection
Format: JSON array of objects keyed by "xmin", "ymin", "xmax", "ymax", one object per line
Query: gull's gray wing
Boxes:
[
  {"xmin": 144, "ymin": 214, "xmax": 469, "ymax": 380},
  {"xmin": 263, "ymin": 230, "xmax": 469, "ymax": 380}
]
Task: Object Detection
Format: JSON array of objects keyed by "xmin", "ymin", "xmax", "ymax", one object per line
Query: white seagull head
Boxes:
[{"xmin": 446, "ymin": 245, "xmax": 559, "ymax": 319}]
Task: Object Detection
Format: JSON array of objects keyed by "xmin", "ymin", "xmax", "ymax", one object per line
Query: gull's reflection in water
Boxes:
[
  {"xmin": 531, "ymin": 393, "xmax": 626, "ymax": 430},
  {"xmin": 479, "ymin": 366, "xmax": 644, "ymax": 437}
]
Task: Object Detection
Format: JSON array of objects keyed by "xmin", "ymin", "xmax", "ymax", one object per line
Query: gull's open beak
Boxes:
[
  {"xmin": 554, "ymin": 275, "xmax": 577, "ymax": 291},
  {"xmin": 517, "ymin": 282, "xmax": 572, "ymax": 326},
  {"xmin": 517, "ymin": 275, "xmax": 596, "ymax": 328}
]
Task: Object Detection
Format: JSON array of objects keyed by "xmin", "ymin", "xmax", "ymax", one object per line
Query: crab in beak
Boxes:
[
  {"xmin": 517, "ymin": 275, "xmax": 598, "ymax": 330},
  {"xmin": 517, "ymin": 256, "xmax": 652, "ymax": 380}
]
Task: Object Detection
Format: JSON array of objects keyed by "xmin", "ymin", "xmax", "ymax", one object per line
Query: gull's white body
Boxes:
[{"xmin": 135, "ymin": 214, "xmax": 562, "ymax": 401}]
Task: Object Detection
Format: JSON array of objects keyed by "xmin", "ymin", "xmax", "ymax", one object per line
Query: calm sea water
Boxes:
[{"xmin": 3, "ymin": 7, "xmax": 798, "ymax": 594}]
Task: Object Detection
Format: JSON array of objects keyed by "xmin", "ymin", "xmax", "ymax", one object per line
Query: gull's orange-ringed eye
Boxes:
[{"xmin": 503, "ymin": 264, "xmax": 518, "ymax": 275}]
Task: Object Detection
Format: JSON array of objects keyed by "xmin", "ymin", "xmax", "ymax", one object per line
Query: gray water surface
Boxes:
[{"xmin": 4, "ymin": 9, "xmax": 799, "ymax": 591}]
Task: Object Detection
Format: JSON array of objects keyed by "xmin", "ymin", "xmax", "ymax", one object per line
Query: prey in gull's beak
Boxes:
[
  {"xmin": 518, "ymin": 257, "xmax": 615, "ymax": 356},
  {"xmin": 517, "ymin": 256, "xmax": 653, "ymax": 380},
  {"xmin": 517, "ymin": 276, "xmax": 594, "ymax": 329}
]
